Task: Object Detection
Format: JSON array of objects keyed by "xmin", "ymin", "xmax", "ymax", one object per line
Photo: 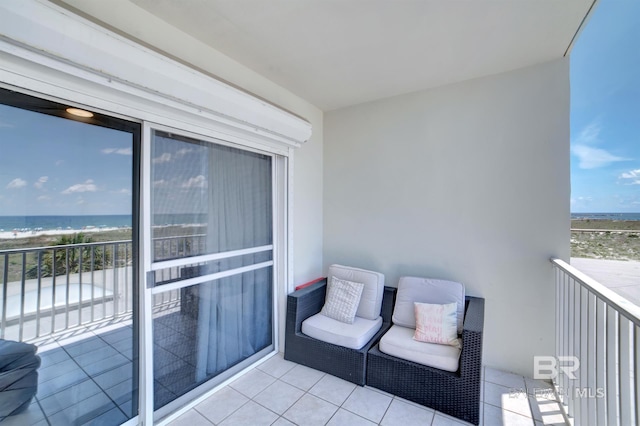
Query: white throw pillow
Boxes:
[
  {"xmin": 413, "ymin": 302, "xmax": 461, "ymax": 348},
  {"xmin": 321, "ymin": 277, "xmax": 365, "ymax": 324},
  {"xmin": 328, "ymin": 265, "xmax": 385, "ymax": 320},
  {"xmin": 392, "ymin": 277, "xmax": 465, "ymax": 333}
]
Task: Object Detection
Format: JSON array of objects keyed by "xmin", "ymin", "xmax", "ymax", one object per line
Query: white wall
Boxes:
[
  {"xmin": 55, "ymin": 0, "xmax": 325, "ymax": 287},
  {"xmin": 324, "ymin": 59, "xmax": 570, "ymax": 376}
]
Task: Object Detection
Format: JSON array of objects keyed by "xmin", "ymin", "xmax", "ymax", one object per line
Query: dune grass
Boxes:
[{"xmin": 571, "ymin": 220, "xmax": 640, "ymax": 261}]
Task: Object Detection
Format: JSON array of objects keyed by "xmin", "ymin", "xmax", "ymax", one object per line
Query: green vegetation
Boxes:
[
  {"xmin": 0, "ymin": 230, "xmax": 133, "ymax": 283},
  {"xmin": 571, "ymin": 219, "xmax": 640, "ymax": 231},
  {"xmin": 571, "ymin": 220, "xmax": 640, "ymax": 261},
  {"xmin": 0, "ymin": 229, "xmax": 132, "ymax": 252},
  {"xmin": 24, "ymin": 233, "xmax": 111, "ymax": 279}
]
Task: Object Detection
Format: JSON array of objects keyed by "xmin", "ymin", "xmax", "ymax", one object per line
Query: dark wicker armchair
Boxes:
[
  {"xmin": 284, "ymin": 278, "xmax": 396, "ymax": 385},
  {"xmin": 0, "ymin": 339, "xmax": 41, "ymax": 421},
  {"xmin": 366, "ymin": 296, "xmax": 485, "ymax": 425}
]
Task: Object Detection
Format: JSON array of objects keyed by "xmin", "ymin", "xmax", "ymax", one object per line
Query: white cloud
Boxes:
[
  {"xmin": 62, "ymin": 179, "xmax": 97, "ymax": 194},
  {"xmin": 176, "ymin": 148, "xmax": 194, "ymax": 156},
  {"xmin": 574, "ymin": 121, "xmax": 602, "ymax": 145},
  {"xmin": 0, "ymin": 120, "xmax": 14, "ymax": 128},
  {"xmin": 618, "ymin": 169, "xmax": 640, "ymax": 185},
  {"xmin": 37, "ymin": 195, "xmax": 52, "ymax": 201},
  {"xmin": 112, "ymin": 188, "xmax": 132, "ymax": 195},
  {"xmin": 153, "ymin": 153, "xmax": 172, "ymax": 164},
  {"xmin": 571, "ymin": 120, "xmax": 630, "ymax": 169},
  {"xmin": 571, "ymin": 145, "xmax": 628, "ymax": 169},
  {"xmin": 153, "ymin": 179, "xmax": 168, "ymax": 187},
  {"xmin": 152, "ymin": 148, "xmax": 194, "ymax": 164},
  {"xmin": 34, "ymin": 176, "xmax": 49, "ymax": 189},
  {"xmin": 102, "ymin": 147, "xmax": 133, "ymax": 155},
  {"xmin": 620, "ymin": 169, "xmax": 640, "ymax": 179},
  {"xmin": 55, "ymin": 160, "xmax": 64, "ymax": 166},
  {"xmin": 6, "ymin": 178, "xmax": 27, "ymax": 189},
  {"xmin": 571, "ymin": 196, "xmax": 593, "ymax": 205},
  {"xmin": 181, "ymin": 175, "xmax": 207, "ymax": 188}
]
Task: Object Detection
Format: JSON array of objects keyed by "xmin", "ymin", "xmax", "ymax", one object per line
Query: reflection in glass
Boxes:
[
  {"xmin": 151, "ymin": 131, "xmax": 273, "ymax": 262},
  {"xmin": 0, "ymin": 88, "xmax": 139, "ymax": 425},
  {"xmin": 152, "ymin": 267, "xmax": 273, "ymax": 409}
]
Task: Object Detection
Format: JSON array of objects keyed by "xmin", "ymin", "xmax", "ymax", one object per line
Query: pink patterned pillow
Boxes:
[{"xmin": 413, "ymin": 302, "xmax": 461, "ymax": 348}]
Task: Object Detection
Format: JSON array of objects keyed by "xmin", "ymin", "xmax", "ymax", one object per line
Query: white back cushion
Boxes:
[
  {"xmin": 328, "ymin": 264, "xmax": 385, "ymax": 320},
  {"xmin": 392, "ymin": 277, "xmax": 465, "ymax": 333}
]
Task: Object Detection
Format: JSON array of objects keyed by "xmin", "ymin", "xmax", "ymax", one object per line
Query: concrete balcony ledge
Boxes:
[{"xmin": 570, "ymin": 258, "xmax": 640, "ymax": 306}]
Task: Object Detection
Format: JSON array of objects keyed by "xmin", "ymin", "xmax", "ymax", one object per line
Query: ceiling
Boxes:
[{"xmin": 56, "ymin": 0, "xmax": 595, "ymax": 111}]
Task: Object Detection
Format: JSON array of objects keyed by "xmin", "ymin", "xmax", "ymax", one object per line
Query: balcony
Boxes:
[
  {"xmin": 5, "ymin": 325, "xmax": 566, "ymax": 426},
  {"xmin": 0, "ymin": 1, "xmax": 625, "ymax": 424},
  {"xmin": 8, "ymin": 239, "xmax": 637, "ymax": 424},
  {"xmin": 0, "ymin": 240, "xmax": 554, "ymax": 425}
]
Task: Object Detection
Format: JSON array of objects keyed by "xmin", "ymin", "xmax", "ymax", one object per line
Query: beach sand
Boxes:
[{"xmin": 0, "ymin": 227, "xmax": 126, "ymax": 240}]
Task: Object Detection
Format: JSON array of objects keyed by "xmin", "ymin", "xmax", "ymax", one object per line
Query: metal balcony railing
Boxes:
[
  {"xmin": 0, "ymin": 235, "xmax": 206, "ymax": 342},
  {"xmin": 552, "ymin": 258, "xmax": 640, "ymax": 425}
]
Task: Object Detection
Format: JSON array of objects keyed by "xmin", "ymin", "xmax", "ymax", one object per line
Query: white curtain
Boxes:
[{"xmin": 195, "ymin": 145, "xmax": 272, "ymax": 381}]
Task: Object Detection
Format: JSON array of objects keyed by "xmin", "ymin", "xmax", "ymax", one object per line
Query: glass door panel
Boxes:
[
  {"xmin": 152, "ymin": 267, "xmax": 273, "ymax": 409},
  {"xmin": 0, "ymin": 88, "xmax": 139, "ymax": 425},
  {"xmin": 150, "ymin": 131, "xmax": 273, "ymax": 261},
  {"xmin": 147, "ymin": 129, "xmax": 275, "ymax": 415}
]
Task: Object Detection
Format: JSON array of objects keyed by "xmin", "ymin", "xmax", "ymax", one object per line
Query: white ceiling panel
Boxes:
[{"xmin": 56, "ymin": 0, "xmax": 596, "ymax": 111}]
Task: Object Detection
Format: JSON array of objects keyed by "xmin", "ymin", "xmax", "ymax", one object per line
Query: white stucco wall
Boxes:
[
  {"xmin": 55, "ymin": 0, "xmax": 325, "ymax": 287},
  {"xmin": 324, "ymin": 59, "xmax": 570, "ymax": 376}
]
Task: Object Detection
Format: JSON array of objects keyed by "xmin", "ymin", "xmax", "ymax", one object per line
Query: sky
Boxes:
[
  {"xmin": 570, "ymin": 0, "xmax": 640, "ymax": 213},
  {"xmin": 0, "ymin": 103, "xmax": 239, "ymax": 219},
  {"xmin": 0, "ymin": 104, "xmax": 133, "ymax": 216}
]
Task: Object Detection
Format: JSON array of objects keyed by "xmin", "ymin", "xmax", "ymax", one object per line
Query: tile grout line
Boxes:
[
  {"xmin": 55, "ymin": 332, "xmax": 131, "ymax": 421},
  {"xmin": 34, "ymin": 396, "xmax": 52, "ymax": 426}
]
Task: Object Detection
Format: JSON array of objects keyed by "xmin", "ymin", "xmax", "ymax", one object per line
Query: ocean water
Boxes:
[
  {"xmin": 2, "ymin": 213, "xmax": 637, "ymax": 232},
  {"xmin": 0, "ymin": 215, "xmax": 132, "ymax": 231},
  {"xmin": 571, "ymin": 213, "xmax": 640, "ymax": 221},
  {"xmin": 0, "ymin": 214, "xmax": 210, "ymax": 231}
]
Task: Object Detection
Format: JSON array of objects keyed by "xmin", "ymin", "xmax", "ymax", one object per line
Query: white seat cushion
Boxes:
[
  {"xmin": 302, "ymin": 313, "xmax": 383, "ymax": 350},
  {"xmin": 329, "ymin": 264, "xmax": 385, "ymax": 320},
  {"xmin": 379, "ymin": 325, "xmax": 461, "ymax": 372},
  {"xmin": 392, "ymin": 277, "xmax": 465, "ymax": 333}
]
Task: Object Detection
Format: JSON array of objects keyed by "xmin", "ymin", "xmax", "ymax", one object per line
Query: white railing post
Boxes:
[
  {"xmin": 586, "ymin": 292, "xmax": 597, "ymax": 425},
  {"xmin": 620, "ymin": 318, "xmax": 633, "ymax": 425},
  {"xmin": 636, "ymin": 325, "xmax": 640, "ymax": 425},
  {"xmin": 607, "ymin": 307, "xmax": 620, "ymax": 425},
  {"xmin": 596, "ymin": 298, "xmax": 607, "ymax": 425}
]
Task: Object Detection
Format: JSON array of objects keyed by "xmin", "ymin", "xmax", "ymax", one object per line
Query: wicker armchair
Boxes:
[
  {"xmin": 284, "ymin": 278, "xmax": 396, "ymax": 385},
  {"xmin": 366, "ymin": 296, "xmax": 485, "ymax": 425},
  {"xmin": 0, "ymin": 339, "xmax": 41, "ymax": 421}
]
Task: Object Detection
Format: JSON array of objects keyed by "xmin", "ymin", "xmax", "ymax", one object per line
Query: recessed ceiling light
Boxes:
[{"xmin": 66, "ymin": 107, "xmax": 94, "ymax": 118}]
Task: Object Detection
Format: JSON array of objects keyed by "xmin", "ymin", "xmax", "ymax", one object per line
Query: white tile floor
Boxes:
[
  {"xmin": 166, "ymin": 353, "xmax": 569, "ymax": 426},
  {"xmin": 3, "ymin": 350, "xmax": 568, "ymax": 425}
]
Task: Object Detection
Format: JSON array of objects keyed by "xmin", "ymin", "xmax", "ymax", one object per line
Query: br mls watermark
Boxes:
[
  {"xmin": 509, "ymin": 356, "xmax": 605, "ymax": 399},
  {"xmin": 533, "ymin": 356, "xmax": 579, "ymax": 380}
]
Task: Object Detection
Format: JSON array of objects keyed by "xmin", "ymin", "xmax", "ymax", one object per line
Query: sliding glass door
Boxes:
[
  {"xmin": 0, "ymin": 88, "xmax": 280, "ymax": 424},
  {"xmin": 144, "ymin": 128, "xmax": 275, "ymax": 417}
]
